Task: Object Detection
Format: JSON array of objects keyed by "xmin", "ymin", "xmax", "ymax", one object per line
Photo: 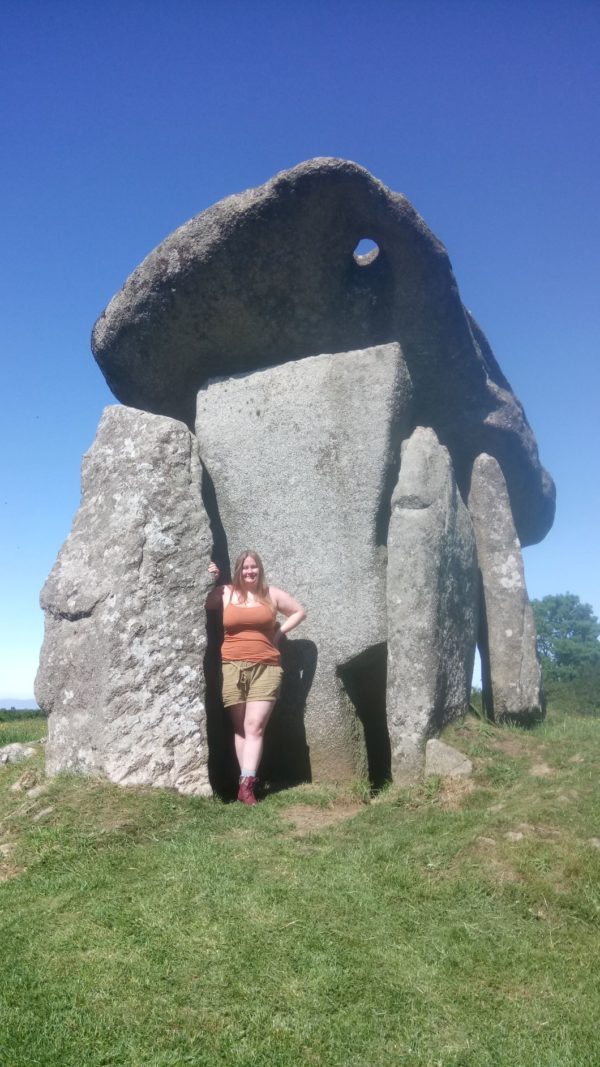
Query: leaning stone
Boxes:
[
  {"xmin": 196, "ymin": 343, "xmax": 413, "ymax": 784},
  {"xmin": 387, "ymin": 428, "xmax": 478, "ymax": 779},
  {"xmin": 468, "ymin": 453, "xmax": 543, "ymax": 723},
  {"xmin": 35, "ymin": 406, "xmax": 213, "ymax": 796},
  {"xmin": 92, "ymin": 158, "xmax": 554, "ymax": 548},
  {"xmin": 0, "ymin": 743, "xmax": 39, "ymax": 764},
  {"xmin": 425, "ymin": 739, "xmax": 473, "ymax": 778}
]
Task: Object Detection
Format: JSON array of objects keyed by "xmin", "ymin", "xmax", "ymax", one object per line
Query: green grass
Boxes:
[
  {"xmin": 0, "ymin": 712, "xmax": 47, "ymax": 746},
  {"xmin": 1, "ymin": 711, "xmax": 599, "ymax": 1066}
]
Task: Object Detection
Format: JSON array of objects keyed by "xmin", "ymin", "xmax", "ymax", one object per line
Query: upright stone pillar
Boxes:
[
  {"xmin": 196, "ymin": 343, "xmax": 413, "ymax": 783},
  {"xmin": 386, "ymin": 427, "xmax": 478, "ymax": 779},
  {"xmin": 468, "ymin": 452, "xmax": 543, "ymax": 722},
  {"xmin": 36, "ymin": 406, "xmax": 213, "ymax": 795}
]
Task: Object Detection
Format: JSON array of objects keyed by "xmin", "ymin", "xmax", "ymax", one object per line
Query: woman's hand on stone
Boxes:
[{"xmin": 208, "ymin": 561, "xmax": 220, "ymax": 581}]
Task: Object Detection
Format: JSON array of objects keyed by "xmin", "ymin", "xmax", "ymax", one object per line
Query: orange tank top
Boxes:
[{"xmin": 221, "ymin": 601, "xmax": 281, "ymax": 666}]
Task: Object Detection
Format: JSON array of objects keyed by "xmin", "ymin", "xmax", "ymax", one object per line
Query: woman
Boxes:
[{"xmin": 206, "ymin": 550, "xmax": 306, "ymax": 805}]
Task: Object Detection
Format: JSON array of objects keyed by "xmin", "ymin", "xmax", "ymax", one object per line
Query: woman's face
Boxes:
[{"xmin": 241, "ymin": 556, "xmax": 260, "ymax": 587}]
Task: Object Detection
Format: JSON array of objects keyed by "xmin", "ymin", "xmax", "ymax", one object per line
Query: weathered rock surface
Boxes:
[
  {"xmin": 0, "ymin": 743, "xmax": 39, "ymax": 765},
  {"xmin": 468, "ymin": 452, "xmax": 543, "ymax": 722},
  {"xmin": 35, "ymin": 406, "xmax": 213, "ymax": 795},
  {"xmin": 196, "ymin": 343, "xmax": 413, "ymax": 784},
  {"xmin": 425, "ymin": 739, "xmax": 473, "ymax": 778},
  {"xmin": 92, "ymin": 158, "xmax": 554, "ymax": 547},
  {"xmin": 386, "ymin": 427, "xmax": 478, "ymax": 778}
]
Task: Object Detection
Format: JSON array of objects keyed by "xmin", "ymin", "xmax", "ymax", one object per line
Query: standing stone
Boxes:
[
  {"xmin": 196, "ymin": 343, "xmax": 413, "ymax": 784},
  {"xmin": 35, "ymin": 406, "xmax": 213, "ymax": 795},
  {"xmin": 468, "ymin": 453, "xmax": 543, "ymax": 722},
  {"xmin": 386, "ymin": 427, "xmax": 478, "ymax": 779}
]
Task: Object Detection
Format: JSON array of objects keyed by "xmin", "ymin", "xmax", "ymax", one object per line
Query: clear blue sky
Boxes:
[{"xmin": 1, "ymin": 1, "xmax": 598, "ymax": 698}]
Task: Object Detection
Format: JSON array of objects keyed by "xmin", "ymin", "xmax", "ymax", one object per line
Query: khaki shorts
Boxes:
[{"xmin": 221, "ymin": 660, "xmax": 283, "ymax": 708}]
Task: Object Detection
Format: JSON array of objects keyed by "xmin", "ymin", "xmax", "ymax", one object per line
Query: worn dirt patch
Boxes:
[
  {"xmin": 492, "ymin": 734, "xmax": 530, "ymax": 758},
  {"xmin": 9, "ymin": 770, "xmax": 39, "ymax": 794},
  {"xmin": 478, "ymin": 855, "xmax": 524, "ymax": 885},
  {"xmin": 0, "ymin": 862, "xmax": 23, "ymax": 882},
  {"xmin": 529, "ymin": 762, "xmax": 554, "ymax": 777},
  {"xmin": 517, "ymin": 822, "xmax": 561, "ymax": 839},
  {"xmin": 438, "ymin": 777, "xmax": 476, "ymax": 810},
  {"xmin": 0, "ymin": 842, "xmax": 23, "ymax": 882},
  {"xmin": 282, "ymin": 802, "xmax": 364, "ymax": 837}
]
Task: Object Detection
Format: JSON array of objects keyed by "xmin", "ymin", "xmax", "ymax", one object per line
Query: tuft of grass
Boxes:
[
  {"xmin": 480, "ymin": 755, "xmax": 522, "ymax": 786},
  {"xmin": 1, "ymin": 710, "xmax": 599, "ymax": 1066}
]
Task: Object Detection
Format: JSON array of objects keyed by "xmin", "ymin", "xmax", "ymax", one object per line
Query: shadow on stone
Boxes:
[
  {"xmin": 261, "ymin": 638, "xmax": 317, "ymax": 787},
  {"xmin": 476, "ymin": 569, "xmax": 494, "ymax": 722},
  {"xmin": 201, "ymin": 463, "xmax": 231, "ymax": 583},
  {"xmin": 203, "ymin": 609, "xmax": 237, "ymax": 797},
  {"xmin": 202, "ymin": 468, "xmax": 237, "ymax": 796},
  {"xmin": 338, "ymin": 643, "xmax": 391, "ymax": 791}
]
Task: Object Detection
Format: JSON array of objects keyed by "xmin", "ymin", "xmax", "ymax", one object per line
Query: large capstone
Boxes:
[
  {"xmin": 386, "ymin": 427, "xmax": 478, "ymax": 778},
  {"xmin": 35, "ymin": 406, "xmax": 213, "ymax": 795},
  {"xmin": 468, "ymin": 452, "xmax": 543, "ymax": 722},
  {"xmin": 196, "ymin": 343, "xmax": 413, "ymax": 785},
  {"xmin": 92, "ymin": 158, "xmax": 554, "ymax": 547}
]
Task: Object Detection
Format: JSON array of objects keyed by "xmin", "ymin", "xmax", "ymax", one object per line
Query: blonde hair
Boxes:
[{"xmin": 231, "ymin": 550, "xmax": 273, "ymax": 606}]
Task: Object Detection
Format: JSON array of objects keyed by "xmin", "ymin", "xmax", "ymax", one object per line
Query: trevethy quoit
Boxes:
[{"xmin": 36, "ymin": 158, "xmax": 555, "ymax": 794}]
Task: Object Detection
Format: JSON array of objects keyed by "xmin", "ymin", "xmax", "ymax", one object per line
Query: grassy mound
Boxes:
[{"xmin": 1, "ymin": 712, "xmax": 599, "ymax": 1066}]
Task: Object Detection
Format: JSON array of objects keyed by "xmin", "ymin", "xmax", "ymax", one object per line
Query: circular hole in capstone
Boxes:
[{"xmin": 353, "ymin": 238, "xmax": 380, "ymax": 265}]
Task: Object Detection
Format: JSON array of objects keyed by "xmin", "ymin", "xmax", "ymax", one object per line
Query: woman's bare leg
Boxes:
[
  {"xmin": 240, "ymin": 699, "xmax": 276, "ymax": 774},
  {"xmin": 227, "ymin": 703, "xmax": 246, "ymax": 771}
]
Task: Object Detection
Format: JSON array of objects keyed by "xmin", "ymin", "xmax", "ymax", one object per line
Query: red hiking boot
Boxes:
[{"xmin": 237, "ymin": 775, "xmax": 258, "ymax": 806}]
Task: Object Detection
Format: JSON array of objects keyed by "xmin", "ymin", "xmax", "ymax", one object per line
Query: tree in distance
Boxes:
[{"xmin": 532, "ymin": 593, "xmax": 600, "ymax": 715}]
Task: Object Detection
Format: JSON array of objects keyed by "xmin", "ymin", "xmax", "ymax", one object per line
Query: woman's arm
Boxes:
[
  {"xmin": 269, "ymin": 586, "xmax": 306, "ymax": 639},
  {"xmin": 205, "ymin": 563, "xmax": 230, "ymax": 610}
]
